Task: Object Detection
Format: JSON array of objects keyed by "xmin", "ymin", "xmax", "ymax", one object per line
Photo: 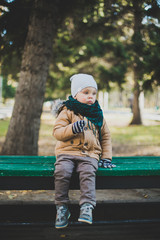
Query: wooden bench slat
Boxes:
[
  {"xmin": 0, "ymin": 155, "xmax": 159, "ymax": 161},
  {"xmin": 0, "ymin": 156, "xmax": 159, "ymax": 164},
  {"xmin": 0, "ymin": 167, "xmax": 159, "ymax": 177},
  {"xmin": 0, "ymin": 156, "xmax": 160, "ymax": 177},
  {"xmin": 97, "ymin": 168, "xmax": 160, "ymax": 176},
  {"xmin": 0, "ymin": 156, "xmax": 56, "ymax": 164},
  {"xmin": 0, "ymin": 156, "xmax": 160, "ymax": 164},
  {"xmin": 0, "ymin": 158, "xmax": 160, "ymax": 177},
  {"xmin": 0, "ymin": 164, "xmax": 54, "ymax": 176}
]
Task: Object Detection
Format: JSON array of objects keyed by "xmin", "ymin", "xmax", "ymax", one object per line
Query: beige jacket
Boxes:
[{"xmin": 53, "ymin": 107, "xmax": 112, "ymax": 161}]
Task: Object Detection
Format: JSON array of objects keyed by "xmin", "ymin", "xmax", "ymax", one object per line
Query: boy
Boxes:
[{"xmin": 53, "ymin": 73, "xmax": 114, "ymax": 229}]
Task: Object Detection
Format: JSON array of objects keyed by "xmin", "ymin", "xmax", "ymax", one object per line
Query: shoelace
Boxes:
[
  {"xmin": 57, "ymin": 206, "xmax": 66, "ymax": 220},
  {"xmin": 81, "ymin": 205, "xmax": 93, "ymax": 215}
]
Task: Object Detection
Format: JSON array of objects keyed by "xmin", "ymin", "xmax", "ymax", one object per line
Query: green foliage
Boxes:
[
  {"xmin": 142, "ymin": 24, "xmax": 160, "ymax": 89},
  {"xmin": 47, "ymin": 0, "xmax": 160, "ymax": 96},
  {"xmin": 98, "ymin": 63, "xmax": 127, "ymax": 90},
  {"xmin": 1, "ymin": 0, "xmax": 160, "ymax": 99},
  {"xmin": 2, "ymin": 77, "xmax": 16, "ymax": 100},
  {"xmin": 85, "ymin": 38, "xmax": 107, "ymax": 57},
  {"xmin": 0, "ymin": 0, "xmax": 32, "ymax": 77}
]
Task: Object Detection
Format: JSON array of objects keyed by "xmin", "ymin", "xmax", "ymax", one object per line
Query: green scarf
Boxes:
[{"xmin": 64, "ymin": 96, "xmax": 103, "ymax": 140}]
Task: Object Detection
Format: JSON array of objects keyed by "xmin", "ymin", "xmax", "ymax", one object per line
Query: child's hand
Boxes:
[
  {"xmin": 98, "ymin": 159, "xmax": 116, "ymax": 168},
  {"xmin": 72, "ymin": 120, "xmax": 86, "ymax": 134}
]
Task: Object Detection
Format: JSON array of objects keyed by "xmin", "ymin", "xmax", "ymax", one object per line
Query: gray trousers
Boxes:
[{"xmin": 54, "ymin": 154, "xmax": 98, "ymax": 207}]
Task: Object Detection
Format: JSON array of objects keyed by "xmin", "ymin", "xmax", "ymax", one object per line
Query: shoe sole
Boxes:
[
  {"xmin": 55, "ymin": 212, "xmax": 71, "ymax": 229},
  {"xmin": 78, "ymin": 218, "xmax": 92, "ymax": 224},
  {"xmin": 55, "ymin": 222, "xmax": 68, "ymax": 229}
]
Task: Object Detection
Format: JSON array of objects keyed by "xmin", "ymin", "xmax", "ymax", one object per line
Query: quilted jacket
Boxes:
[{"xmin": 53, "ymin": 107, "xmax": 112, "ymax": 161}]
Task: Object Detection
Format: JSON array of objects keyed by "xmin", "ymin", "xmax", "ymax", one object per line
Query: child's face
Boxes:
[{"xmin": 75, "ymin": 87, "xmax": 97, "ymax": 105}]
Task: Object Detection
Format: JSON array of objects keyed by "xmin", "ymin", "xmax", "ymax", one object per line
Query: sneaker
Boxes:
[
  {"xmin": 78, "ymin": 203, "xmax": 94, "ymax": 224},
  {"xmin": 55, "ymin": 205, "xmax": 71, "ymax": 229}
]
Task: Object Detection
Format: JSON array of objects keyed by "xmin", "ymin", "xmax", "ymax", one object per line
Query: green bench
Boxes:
[
  {"xmin": 0, "ymin": 156, "xmax": 160, "ymax": 189},
  {"xmin": 0, "ymin": 155, "xmax": 160, "ymax": 226}
]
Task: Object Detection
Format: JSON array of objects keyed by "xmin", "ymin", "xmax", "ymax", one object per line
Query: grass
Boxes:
[
  {"xmin": 110, "ymin": 125, "xmax": 160, "ymax": 146},
  {"xmin": 1, "ymin": 118, "xmax": 160, "ymax": 147},
  {"xmin": 0, "ymin": 118, "xmax": 54, "ymax": 138},
  {"xmin": 0, "ymin": 119, "xmax": 10, "ymax": 137},
  {"xmin": 39, "ymin": 121, "xmax": 53, "ymax": 137}
]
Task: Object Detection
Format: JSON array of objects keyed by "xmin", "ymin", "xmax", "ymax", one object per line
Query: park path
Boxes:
[{"xmin": 1, "ymin": 105, "xmax": 160, "ymax": 121}]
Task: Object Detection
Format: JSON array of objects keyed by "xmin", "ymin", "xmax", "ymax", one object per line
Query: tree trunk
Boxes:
[
  {"xmin": 130, "ymin": 1, "xmax": 142, "ymax": 125},
  {"xmin": 1, "ymin": 0, "xmax": 57, "ymax": 155},
  {"xmin": 130, "ymin": 74, "xmax": 142, "ymax": 125}
]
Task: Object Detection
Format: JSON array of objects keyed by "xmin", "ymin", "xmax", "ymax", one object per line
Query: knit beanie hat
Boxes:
[{"xmin": 70, "ymin": 73, "xmax": 98, "ymax": 97}]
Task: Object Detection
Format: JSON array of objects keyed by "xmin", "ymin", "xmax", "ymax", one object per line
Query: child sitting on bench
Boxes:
[{"xmin": 53, "ymin": 73, "xmax": 115, "ymax": 229}]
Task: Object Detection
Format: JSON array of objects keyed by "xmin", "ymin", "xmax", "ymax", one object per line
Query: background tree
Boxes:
[
  {"xmin": 0, "ymin": 0, "xmax": 160, "ymax": 155},
  {"xmin": 48, "ymin": 0, "xmax": 160, "ymax": 125},
  {"xmin": 0, "ymin": 0, "xmax": 98, "ymax": 155},
  {"xmin": 1, "ymin": 0, "xmax": 57, "ymax": 155},
  {"xmin": 129, "ymin": 0, "xmax": 160, "ymax": 124},
  {"xmin": 85, "ymin": 0, "xmax": 160, "ymax": 124}
]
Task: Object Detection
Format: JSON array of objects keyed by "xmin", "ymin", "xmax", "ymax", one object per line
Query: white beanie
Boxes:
[{"xmin": 70, "ymin": 73, "xmax": 98, "ymax": 97}]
